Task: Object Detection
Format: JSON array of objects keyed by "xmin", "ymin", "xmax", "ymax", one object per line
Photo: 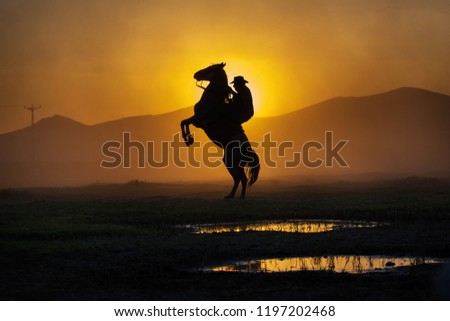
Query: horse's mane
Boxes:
[
  {"xmin": 194, "ymin": 64, "xmax": 232, "ymax": 126},
  {"xmin": 213, "ymin": 65, "xmax": 229, "ymax": 89}
]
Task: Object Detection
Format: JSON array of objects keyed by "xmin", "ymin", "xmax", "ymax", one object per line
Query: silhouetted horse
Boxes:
[{"xmin": 180, "ymin": 63, "xmax": 260, "ymax": 199}]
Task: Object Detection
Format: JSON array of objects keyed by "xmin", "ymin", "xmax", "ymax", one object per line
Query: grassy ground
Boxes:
[{"xmin": 1, "ymin": 177, "xmax": 449, "ymax": 300}]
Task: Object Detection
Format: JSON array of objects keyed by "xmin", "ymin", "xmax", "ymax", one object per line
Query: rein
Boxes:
[{"xmin": 196, "ymin": 80, "xmax": 206, "ymax": 90}]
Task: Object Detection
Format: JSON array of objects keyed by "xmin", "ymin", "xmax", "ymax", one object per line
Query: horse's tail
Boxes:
[{"xmin": 245, "ymin": 150, "xmax": 260, "ymax": 187}]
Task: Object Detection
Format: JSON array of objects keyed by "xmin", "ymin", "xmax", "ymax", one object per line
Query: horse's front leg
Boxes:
[
  {"xmin": 180, "ymin": 118, "xmax": 194, "ymax": 146},
  {"xmin": 180, "ymin": 119, "xmax": 189, "ymax": 137}
]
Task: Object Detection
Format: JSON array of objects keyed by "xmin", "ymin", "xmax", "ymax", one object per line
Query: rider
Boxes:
[
  {"xmin": 223, "ymin": 76, "xmax": 258, "ymax": 170},
  {"xmin": 229, "ymin": 76, "xmax": 254, "ymax": 124}
]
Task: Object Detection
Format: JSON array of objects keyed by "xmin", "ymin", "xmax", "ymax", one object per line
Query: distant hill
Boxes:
[
  {"xmin": 246, "ymin": 87, "xmax": 450, "ymax": 178},
  {"xmin": 1, "ymin": 87, "xmax": 449, "ymax": 187}
]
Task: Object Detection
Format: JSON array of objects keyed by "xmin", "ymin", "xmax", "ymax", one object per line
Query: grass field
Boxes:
[{"xmin": 1, "ymin": 177, "xmax": 449, "ymax": 300}]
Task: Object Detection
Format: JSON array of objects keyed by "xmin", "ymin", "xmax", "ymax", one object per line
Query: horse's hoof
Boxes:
[
  {"xmin": 224, "ymin": 194, "xmax": 234, "ymax": 199},
  {"xmin": 184, "ymin": 137, "xmax": 194, "ymax": 146}
]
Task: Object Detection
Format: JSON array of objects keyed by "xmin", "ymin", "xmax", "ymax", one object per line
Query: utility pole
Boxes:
[
  {"xmin": 24, "ymin": 104, "xmax": 41, "ymax": 127},
  {"xmin": 24, "ymin": 104, "xmax": 41, "ymax": 160}
]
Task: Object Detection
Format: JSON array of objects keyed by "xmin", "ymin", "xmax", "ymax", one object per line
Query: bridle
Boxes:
[{"xmin": 196, "ymin": 80, "xmax": 206, "ymax": 90}]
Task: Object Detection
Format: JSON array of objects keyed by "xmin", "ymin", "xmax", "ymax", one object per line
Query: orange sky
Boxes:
[{"xmin": 1, "ymin": 0, "xmax": 449, "ymax": 134}]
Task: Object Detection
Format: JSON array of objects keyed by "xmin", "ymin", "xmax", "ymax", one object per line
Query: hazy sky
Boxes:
[{"xmin": 1, "ymin": 0, "xmax": 449, "ymax": 133}]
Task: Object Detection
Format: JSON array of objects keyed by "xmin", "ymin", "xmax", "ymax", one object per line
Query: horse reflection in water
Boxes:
[{"xmin": 180, "ymin": 63, "xmax": 260, "ymax": 199}]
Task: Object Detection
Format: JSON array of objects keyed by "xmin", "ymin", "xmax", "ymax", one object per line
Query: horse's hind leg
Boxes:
[
  {"xmin": 224, "ymin": 167, "xmax": 247, "ymax": 199},
  {"xmin": 223, "ymin": 143, "xmax": 247, "ymax": 199},
  {"xmin": 228, "ymin": 167, "xmax": 247, "ymax": 200},
  {"xmin": 238, "ymin": 168, "xmax": 248, "ymax": 199},
  {"xmin": 224, "ymin": 183, "xmax": 239, "ymax": 199},
  {"xmin": 224, "ymin": 167, "xmax": 239, "ymax": 199}
]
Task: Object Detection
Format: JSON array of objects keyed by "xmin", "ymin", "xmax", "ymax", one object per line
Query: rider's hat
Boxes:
[{"xmin": 230, "ymin": 76, "xmax": 248, "ymax": 84}]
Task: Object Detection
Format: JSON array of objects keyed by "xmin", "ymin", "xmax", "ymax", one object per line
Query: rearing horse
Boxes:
[{"xmin": 180, "ymin": 63, "xmax": 260, "ymax": 199}]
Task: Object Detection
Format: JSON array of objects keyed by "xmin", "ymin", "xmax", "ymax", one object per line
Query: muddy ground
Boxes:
[{"xmin": 1, "ymin": 177, "xmax": 449, "ymax": 300}]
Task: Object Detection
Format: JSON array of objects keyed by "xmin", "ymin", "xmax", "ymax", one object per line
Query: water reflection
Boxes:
[
  {"xmin": 207, "ymin": 256, "xmax": 444, "ymax": 274},
  {"xmin": 185, "ymin": 220, "xmax": 380, "ymax": 234}
]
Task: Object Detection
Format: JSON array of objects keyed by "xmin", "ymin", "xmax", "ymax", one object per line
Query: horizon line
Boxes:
[{"xmin": 1, "ymin": 86, "xmax": 448, "ymax": 135}]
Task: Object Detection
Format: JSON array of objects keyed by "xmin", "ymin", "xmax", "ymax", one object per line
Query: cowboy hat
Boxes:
[{"xmin": 230, "ymin": 76, "xmax": 248, "ymax": 84}]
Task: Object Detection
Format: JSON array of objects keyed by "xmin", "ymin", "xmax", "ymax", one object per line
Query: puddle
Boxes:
[
  {"xmin": 204, "ymin": 256, "xmax": 444, "ymax": 274},
  {"xmin": 182, "ymin": 219, "xmax": 381, "ymax": 234}
]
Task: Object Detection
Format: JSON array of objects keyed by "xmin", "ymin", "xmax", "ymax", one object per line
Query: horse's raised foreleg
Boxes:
[{"xmin": 180, "ymin": 117, "xmax": 194, "ymax": 146}]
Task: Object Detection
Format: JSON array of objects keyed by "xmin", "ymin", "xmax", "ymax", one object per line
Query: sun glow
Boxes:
[
  {"xmin": 2, "ymin": 1, "xmax": 449, "ymax": 133},
  {"xmin": 175, "ymin": 58, "xmax": 296, "ymax": 118},
  {"xmin": 160, "ymin": 59, "xmax": 286, "ymax": 117},
  {"xmin": 224, "ymin": 59, "xmax": 289, "ymax": 117}
]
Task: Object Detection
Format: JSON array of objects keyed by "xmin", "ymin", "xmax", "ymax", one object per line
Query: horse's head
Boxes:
[{"xmin": 194, "ymin": 63, "xmax": 227, "ymax": 83}]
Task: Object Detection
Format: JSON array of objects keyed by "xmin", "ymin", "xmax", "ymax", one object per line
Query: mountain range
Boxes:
[{"xmin": 1, "ymin": 87, "xmax": 449, "ymax": 188}]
